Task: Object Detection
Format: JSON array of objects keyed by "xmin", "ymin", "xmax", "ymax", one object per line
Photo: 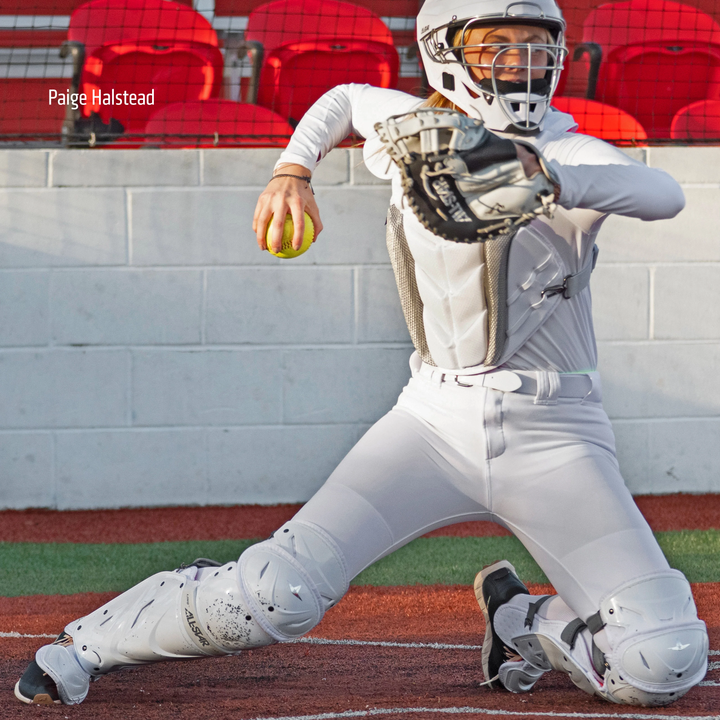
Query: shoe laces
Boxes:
[{"xmin": 479, "ymin": 674, "xmax": 500, "ymax": 687}]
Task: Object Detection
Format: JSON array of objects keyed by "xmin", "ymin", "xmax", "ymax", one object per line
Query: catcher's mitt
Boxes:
[{"xmin": 374, "ymin": 108, "xmax": 559, "ymax": 243}]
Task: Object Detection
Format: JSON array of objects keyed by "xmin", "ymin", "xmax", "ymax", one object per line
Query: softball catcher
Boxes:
[{"xmin": 15, "ymin": 0, "xmax": 707, "ymax": 708}]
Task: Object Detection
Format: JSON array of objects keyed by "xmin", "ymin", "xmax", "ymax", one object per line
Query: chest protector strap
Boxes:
[
  {"xmin": 386, "ymin": 205, "xmax": 598, "ymax": 368},
  {"xmin": 542, "ymin": 244, "xmax": 599, "ymax": 300}
]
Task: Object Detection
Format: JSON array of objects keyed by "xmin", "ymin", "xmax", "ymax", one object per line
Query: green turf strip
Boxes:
[{"xmin": 0, "ymin": 530, "xmax": 719, "ymax": 597}]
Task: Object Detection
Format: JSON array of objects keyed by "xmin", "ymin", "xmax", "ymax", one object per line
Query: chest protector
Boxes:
[{"xmin": 386, "ymin": 204, "xmax": 598, "ymax": 369}]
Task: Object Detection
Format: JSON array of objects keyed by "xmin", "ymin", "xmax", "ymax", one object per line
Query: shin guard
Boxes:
[
  {"xmin": 493, "ymin": 572, "xmax": 708, "ymax": 707},
  {"xmin": 67, "ymin": 561, "xmax": 274, "ymax": 676},
  {"xmin": 67, "ymin": 521, "xmax": 348, "ymax": 677}
]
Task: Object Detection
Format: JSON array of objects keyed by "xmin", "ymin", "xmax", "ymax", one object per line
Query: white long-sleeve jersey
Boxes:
[{"xmin": 276, "ymin": 84, "xmax": 685, "ymax": 372}]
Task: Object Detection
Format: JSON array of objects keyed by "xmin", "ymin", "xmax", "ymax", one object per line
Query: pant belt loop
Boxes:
[
  {"xmin": 580, "ymin": 373, "xmax": 595, "ymax": 404},
  {"xmin": 430, "ymin": 369, "xmax": 445, "ymax": 388},
  {"xmin": 534, "ymin": 370, "xmax": 560, "ymax": 405}
]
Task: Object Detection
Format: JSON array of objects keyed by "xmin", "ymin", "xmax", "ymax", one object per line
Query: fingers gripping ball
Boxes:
[{"xmin": 266, "ymin": 213, "xmax": 315, "ymax": 258}]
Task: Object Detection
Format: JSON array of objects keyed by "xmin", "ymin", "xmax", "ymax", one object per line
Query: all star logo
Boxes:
[
  {"xmin": 290, "ymin": 583, "xmax": 303, "ymax": 600},
  {"xmin": 184, "ymin": 608, "xmax": 210, "ymax": 647},
  {"xmin": 432, "ymin": 177, "xmax": 472, "ymax": 222},
  {"xmin": 669, "ymin": 641, "xmax": 690, "ymax": 651}
]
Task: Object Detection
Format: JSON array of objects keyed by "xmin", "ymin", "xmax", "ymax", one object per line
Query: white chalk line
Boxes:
[
  {"xmin": 4, "ymin": 632, "xmax": 720, "ymax": 660},
  {"xmin": 0, "ymin": 632, "xmax": 55, "ymax": 638},
  {"xmin": 245, "ymin": 709, "xmax": 720, "ymax": 720},
  {"xmin": 292, "ymin": 637, "xmax": 484, "ymax": 651}
]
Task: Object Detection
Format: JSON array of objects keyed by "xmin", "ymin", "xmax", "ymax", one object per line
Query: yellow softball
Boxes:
[{"xmin": 266, "ymin": 212, "xmax": 315, "ymax": 258}]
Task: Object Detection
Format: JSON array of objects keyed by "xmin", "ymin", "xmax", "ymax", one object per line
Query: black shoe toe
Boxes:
[{"xmin": 14, "ymin": 660, "xmax": 61, "ymax": 705}]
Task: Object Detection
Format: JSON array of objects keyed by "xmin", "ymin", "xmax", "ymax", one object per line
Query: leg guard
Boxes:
[
  {"xmin": 66, "ymin": 520, "xmax": 347, "ymax": 676},
  {"xmin": 66, "ymin": 560, "xmax": 274, "ymax": 678},
  {"xmin": 494, "ymin": 571, "xmax": 708, "ymax": 707},
  {"xmin": 32, "ymin": 561, "xmax": 273, "ymax": 705}
]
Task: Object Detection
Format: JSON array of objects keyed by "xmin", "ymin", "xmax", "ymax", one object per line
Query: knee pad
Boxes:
[
  {"xmin": 238, "ymin": 520, "xmax": 348, "ymax": 642},
  {"xmin": 598, "ymin": 571, "xmax": 708, "ymax": 705}
]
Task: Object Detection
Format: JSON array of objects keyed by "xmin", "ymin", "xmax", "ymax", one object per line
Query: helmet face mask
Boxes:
[{"xmin": 418, "ymin": 0, "xmax": 567, "ymax": 132}]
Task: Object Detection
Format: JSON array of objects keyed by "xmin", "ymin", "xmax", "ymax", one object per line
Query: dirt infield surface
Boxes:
[
  {"xmin": 2, "ymin": 493, "xmax": 720, "ymax": 543},
  {"xmin": 2, "ymin": 495, "xmax": 720, "ymax": 719},
  {"xmin": 3, "ymin": 586, "xmax": 720, "ymax": 720}
]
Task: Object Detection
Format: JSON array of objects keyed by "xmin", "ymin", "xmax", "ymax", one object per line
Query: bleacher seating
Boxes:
[
  {"xmin": 0, "ymin": 2, "xmax": 74, "ymax": 139},
  {"xmin": 576, "ymin": 0, "xmax": 720, "ymax": 139},
  {"xmin": 671, "ymin": 98, "xmax": 720, "ymax": 138},
  {"xmin": 551, "ymin": 96, "xmax": 648, "ymax": 142},
  {"xmin": 213, "ymin": 0, "xmax": 420, "ymax": 99},
  {"xmin": 63, "ymin": 0, "xmax": 223, "ymax": 144},
  {"xmin": 143, "ymin": 99, "xmax": 293, "ymax": 147},
  {"xmin": 3, "ymin": 0, "xmax": 720, "ymax": 145},
  {"xmin": 244, "ymin": 0, "xmax": 399, "ymax": 125}
]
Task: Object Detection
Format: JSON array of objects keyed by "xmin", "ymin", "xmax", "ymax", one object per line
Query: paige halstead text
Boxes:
[{"xmin": 49, "ymin": 88, "xmax": 155, "ymax": 110}]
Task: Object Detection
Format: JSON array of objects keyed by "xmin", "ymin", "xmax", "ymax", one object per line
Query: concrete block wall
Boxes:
[
  {"xmin": 0, "ymin": 146, "xmax": 717, "ymax": 509},
  {"xmin": 592, "ymin": 147, "xmax": 720, "ymax": 495}
]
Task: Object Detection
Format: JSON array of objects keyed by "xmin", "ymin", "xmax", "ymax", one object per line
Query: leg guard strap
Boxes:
[
  {"xmin": 558, "ymin": 613, "xmax": 607, "ymax": 676},
  {"xmin": 560, "ymin": 618, "xmax": 586, "ymax": 649},
  {"xmin": 524, "ymin": 595, "xmax": 553, "ymax": 630}
]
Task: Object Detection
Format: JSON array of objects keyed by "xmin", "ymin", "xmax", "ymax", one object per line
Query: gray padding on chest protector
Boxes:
[
  {"xmin": 386, "ymin": 204, "xmax": 436, "ymax": 366},
  {"xmin": 482, "ymin": 229, "xmax": 515, "ymax": 366}
]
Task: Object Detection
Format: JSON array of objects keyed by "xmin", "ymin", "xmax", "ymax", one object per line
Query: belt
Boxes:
[{"xmin": 414, "ymin": 363, "xmax": 594, "ymax": 400}]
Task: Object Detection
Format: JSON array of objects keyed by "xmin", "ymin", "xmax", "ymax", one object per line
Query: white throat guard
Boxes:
[{"xmin": 417, "ymin": 0, "xmax": 567, "ymax": 132}]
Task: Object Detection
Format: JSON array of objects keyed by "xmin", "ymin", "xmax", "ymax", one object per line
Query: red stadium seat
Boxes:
[
  {"xmin": 65, "ymin": 0, "xmax": 223, "ymax": 142},
  {"xmin": 551, "ymin": 97, "xmax": 647, "ymax": 143},
  {"xmin": 0, "ymin": 3, "xmax": 73, "ymax": 141},
  {"xmin": 143, "ymin": 99, "xmax": 294, "ymax": 147},
  {"xmin": 671, "ymin": 99, "xmax": 720, "ymax": 139},
  {"xmin": 244, "ymin": 0, "xmax": 399, "ymax": 125},
  {"xmin": 575, "ymin": 0, "xmax": 720, "ymax": 139}
]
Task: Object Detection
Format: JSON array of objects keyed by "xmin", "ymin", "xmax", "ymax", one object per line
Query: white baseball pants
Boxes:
[{"xmin": 294, "ymin": 354, "xmax": 670, "ymax": 620}]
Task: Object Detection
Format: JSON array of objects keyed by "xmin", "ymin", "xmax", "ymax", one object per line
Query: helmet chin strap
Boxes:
[{"xmin": 463, "ymin": 77, "xmax": 551, "ymax": 132}]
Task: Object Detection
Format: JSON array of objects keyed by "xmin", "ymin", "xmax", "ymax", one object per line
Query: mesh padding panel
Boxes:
[
  {"xmin": 482, "ymin": 229, "xmax": 515, "ymax": 366},
  {"xmin": 386, "ymin": 205, "xmax": 435, "ymax": 366}
]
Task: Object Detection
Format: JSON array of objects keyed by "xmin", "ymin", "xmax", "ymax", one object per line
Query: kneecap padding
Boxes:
[
  {"xmin": 239, "ymin": 521, "xmax": 348, "ymax": 642},
  {"xmin": 599, "ymin": 571, "xmax": 708, "ymax": 696}
]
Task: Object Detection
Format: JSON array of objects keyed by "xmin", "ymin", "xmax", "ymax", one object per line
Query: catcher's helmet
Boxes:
[{"xmin": 417, "ymin": 0, "xmax": 567, "ymax": 133}]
